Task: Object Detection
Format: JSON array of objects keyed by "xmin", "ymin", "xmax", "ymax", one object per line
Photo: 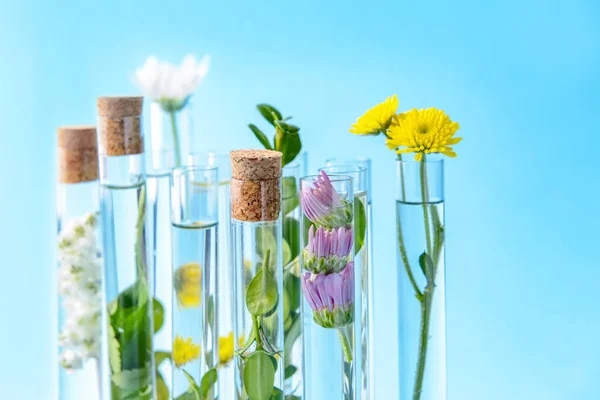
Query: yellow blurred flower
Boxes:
[
  {"xmin": 173, "ymin": 336, "xmax": 201, "ymax": 368},
  {"xmin": 219, "ymin": 332, "xmax": 235, "ymax": 365},
  {"xmin": 387, "ymin": 108, "xmax": 461, "ymax": 161},
  {"xmin": 219, "ymin": 332, "xmax": 247, "ymax": 365},
  {"xmin": 349, "ymin": 95, "xmax": 398, "ymax": 135},
  {"xmin": 174, "ymin": 262, "xmax": 202, "ymax": 309}
]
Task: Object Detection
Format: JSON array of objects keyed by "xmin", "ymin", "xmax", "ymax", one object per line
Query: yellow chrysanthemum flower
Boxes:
[
  {"xmin": 173, "ymin": 336, "xmax": 201, "ymax": 368},
  {"xmin": 219, "ymin": 332, "xmax": 235, "ymax": 365},
  {"xmin": 174, "ymin": 262, "xmax": 202, "ymax": 309},
  {"xmin": 386, "ymin": 108, "xmax": 462, "ymax": 161},
  {"xmin": 349, "ymin": 95, "xmax": 399, "ymax": 135},
  {"xmin": 219, "ymin": 332, "xmax": 246, "ymax": 365}
]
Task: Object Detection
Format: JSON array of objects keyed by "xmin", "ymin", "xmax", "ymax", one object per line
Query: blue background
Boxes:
[{"xmin": 1, "ymin": 0, "xmax": 599, "ymax": 398}]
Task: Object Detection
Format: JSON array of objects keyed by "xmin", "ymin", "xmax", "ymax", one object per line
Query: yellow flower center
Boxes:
[{"xmin": 417, "ymin": 123, "xmax": 430, "ymax": 134}]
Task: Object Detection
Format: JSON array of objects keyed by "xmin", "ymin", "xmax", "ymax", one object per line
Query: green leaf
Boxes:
[
  {"xmin": 199, "ymin": 369, "xmax": 218, "ymax": 397},
  {"xmin": 249, "ymin": 124, "xmax": 273, "ymax": 150},
  {"xmin": 270, "ymin": 387, "xmax": 284, "ymax": 400},
  {"xmin": 111, "ymin": 366, "xmax": 153, "ymax": 390},
  {"xmin": 206, "ymin": 295, "xmax": 215, "ymax": 367},
  {"xmin": 107, "ymin": 321, "xmax": 121, "ymax": 372},
  {"xmin": 282, "ymin": 176, "xmax": 297, "ymax": 198},
  {"xmin": 282, "ymin": 177, "xmax": 299, "ymax": 216},
  {"xmin": 284, "ymin": 365, "xmax": 297, "ymax": 379},
  {"xmin": 283, "ymin": 314, "xmax": 301, "ymax": 367},
  {"xmin": 181, "ymin": 369, "xmax": 202, "ymax": 400},
  {"xmin": 283, "ymin": 218, "xmax": 300, "ymax": 262},
  {"xmin": 246, "ymin": 268, "xmax": 279, "ymax": 316},
  {"xmin": 282, "ymin": 239, "xmax": 292, "ymax": 266},
  {"xmin": 419, "ymin": 252, "xmax": 434, "ymax": 283},
  {"xmin": 263, "ymin": 284, "xmax": 289, "ymax": 333},
  {"xmin": 275, "ymin": 120, "xmax": 300, "ymax": 133},
  {"xmin": 302, "ymin": 216, "xmax": 313, "ymax": 246},
  {"xmin": 156, "ymin": 370, "xmax": 170, "ymax": 400},
  {"xmin": 284, "ymin": 273, "xmax": 301, "ymax": 312},
  {"xmin": 353, "ymin": 198, "xmax": 367, "ymax": 255},
  {"xmin": 174, "ymin": 393, "xmax": 198, "ymax": 400},
  {"xmin": 276, "ymin": 129, "xmax": 302, "ymax": 167},
  {"xmin": 244, "ymin": 351, "xmax": 276, "ymax": 400},
  {"xmin": 256, "ymin": 226, "xmax": 281, "ymax": 271},
  {"xmin": 257, "ymin": 104, "xmax": 283, "ymax": 126},
  {"xmin": 153, "ymin": 299, "xmax": 165, "ymax": 334},
  {"xmin": 154, "ymin": 351, "xmax": 171, "ymax": 367}
]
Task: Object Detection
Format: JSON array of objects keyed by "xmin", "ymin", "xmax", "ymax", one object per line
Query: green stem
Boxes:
[
  {"xmin": 169, "ymin": 110, "xmax": 182, "ymax": 167},
  {"xmin": 431, "ymin": 207, "xmax": 444, "ymax": 273},
  {"xmin": 413, "ymin": 154, "xmax": 443, "ymax": 400},
  {"xmin": 135, "ymin": 184, "xmax": 147, "ymax": 280},
  {"xmin": 252, "ymin": 316, "xmax": 263, "ymax": 350},
  {"xmin": 420, "ymin": 155, "xmax": 432, "ymax": 256},
  {"xmin": 413, "ymin": 284, "xmax": 434, "ymax": 400},
  {"xmin": 337, "ymin": 326, "xmax": 353, "ymax": 363},
  {"xmin": 397, "ymin": 153, "xmax": 407, "ymax": 202},
  {"xmin": 397, "ymin": 213, "xmax": 423, "ymax": 300}
]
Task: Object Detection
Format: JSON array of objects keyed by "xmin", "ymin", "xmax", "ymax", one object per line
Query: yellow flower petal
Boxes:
[
  {"xmin": 173, "ymin": 336, "xmax": 201, "ymax": 368},
  {"xmin": 349, "ymin": 95, "xmax": 399, "ymax": 135},
  {"xmin": 218, "ymin": 332, "xmax": 235, "ymax": 365},
  {"xmin": 174, "ymin": 262, "xmax": 202, "ymax": 309},
  {"xmin": 387, "ymin": 108, "xmax": 462, "ymax": 159}
]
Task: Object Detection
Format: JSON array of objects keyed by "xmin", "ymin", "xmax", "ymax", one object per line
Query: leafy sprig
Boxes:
[{"xmin": 248, "ymin": 104, "xmax": 302, "ymax": 167}]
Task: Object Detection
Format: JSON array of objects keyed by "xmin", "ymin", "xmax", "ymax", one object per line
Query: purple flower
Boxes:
[
  {"xmin": 301, "ymin": 171, "xmax": 352, "ymax": 229},
  {"xmin": 303, "ymin": 225, "xmax": 353, "ymax": 273},
  {"xmin": 301, "ymin": 262, "xmax": 355, "ymax": 328}
]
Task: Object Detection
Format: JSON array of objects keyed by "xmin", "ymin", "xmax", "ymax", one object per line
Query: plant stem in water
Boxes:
[
  {"xmin": 337, "ymin": 326, "xmax": 353, "ymax": 363},
  {"xmin": 397, "ymin": 153, "xmax": 407, "ymax": 202},
  {"xmin": 396, "ymin": 213, "xmax": 423, "ymax": 301},
  {"xmin": 413, "ymin": 284, "xmax": 434, "ymax": 400},
  {"xmin": 170, "ymin": 110, "xmax": 182, "ymax": 167},
  {"xmin": 413, "ymin": 155, "xmax": 441, "ymax": 400},
  {"xmin": 419, "ymin": 156, "xmax": 432, "ymax": 257}
]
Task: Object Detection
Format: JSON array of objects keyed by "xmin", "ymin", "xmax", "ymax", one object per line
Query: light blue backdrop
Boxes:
[{"xmin": 1, "ymin": 0, "xmax": 599, "ymax": 398}]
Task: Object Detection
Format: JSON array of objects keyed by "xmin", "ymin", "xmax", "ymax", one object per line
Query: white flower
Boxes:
[
  {"xmin": 134, "ymin": 54, "xmax": 211, "ymax": 110},
  {"xmin": 59, "ymin": 350, "xmax": 83, "ymax": 371},
  {"xmin": 58, "ymin": 212, "xmax": 102, "ymax": 368}
]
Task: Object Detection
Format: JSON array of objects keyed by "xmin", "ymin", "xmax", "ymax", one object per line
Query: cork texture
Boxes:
[
  {"xmin": 230, "ymin": 149, "xmax": 282, "ymax": 180},
  {"xmin": 231, "ymin": 178, "xmax": 281, "ymax": 222},
  {"xmin": 98, "ymin": 116, "xmax": 143, "ymax": 156},
  {"xmin": 96, "ymin": 96, "xmax": 144, "ymax": 156},
  {"xmin": 96, "ymin": 96, "xmax": 143, "ymax": 118},
  {"xmin": 57, "ymin": 126, "xmax": 98, "ymax": 183}
]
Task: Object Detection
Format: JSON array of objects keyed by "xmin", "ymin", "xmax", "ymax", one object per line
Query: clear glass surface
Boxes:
[
  {"xmin": 171, "ymin": 166, "xmax": 220, "ymax": 399},
  {"xmin": 300, "ymin": 175, "xmax": 362, "ymax": 400},
  {"xmin": 318, "ymin": 165, "xmax": 371, "ymax": 400},
  {"xmin": 188, "ymin": 152, "xmax": 236, "ymax": 400},
  {"xmin": 396, "ymin": 158, "xmax": 446, "ymax": 400},
  {"xmin": 100, "ymin": 152, "xmax": 156, "ymax": 400},
  {"xmin": 231, "ymin": 174, "xmax": 285, "ymax": 400},
  {"xmin": 57, "ymin": 181, "xmax": 102, "ymax": 400}
]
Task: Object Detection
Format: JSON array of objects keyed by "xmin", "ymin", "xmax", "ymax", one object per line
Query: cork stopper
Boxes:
[
  {"xmin": 231, "ymin": 149, "xmax": 282, "ymax": 180},
  {"xmin": 57, "ymin": 126, "xmax": 98, "ymax": 184},
  {"xmin": 230, "ymin": 149, "xmax": 282, "ymax": 222},
  {"xmin": 96, "ymin": 96, "xmax": 144, "ymax": 156},
  {"xmin": 97, "ymin": 96, "xmax": 143, "ymax": 118}
]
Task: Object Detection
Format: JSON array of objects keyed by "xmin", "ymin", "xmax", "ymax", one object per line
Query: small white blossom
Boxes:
[
  {"xmin": 59, "ymin": 349, "xmax": 83, "ymax": 371},
  {"xmin": 58, "ymin": 212, "xmax": 102, "ymax": 369},
  {"xmin": 134, "ymin": 54, "xmax": 211, "ymax": 111}
]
